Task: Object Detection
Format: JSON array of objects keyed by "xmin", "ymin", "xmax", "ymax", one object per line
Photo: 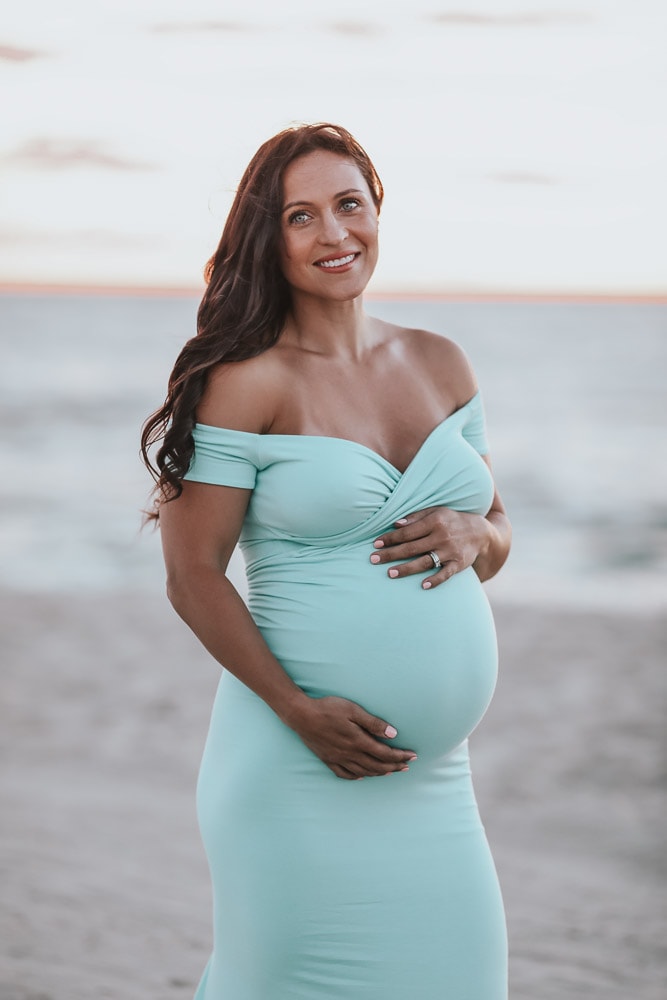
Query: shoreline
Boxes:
[{"xmin": 0, "ymin": 281, "xmax": 666, "ymax": 303}]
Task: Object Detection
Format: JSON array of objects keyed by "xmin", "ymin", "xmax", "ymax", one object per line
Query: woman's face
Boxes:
[{"xmin": 278, "ymin": 150, "xmax": 379, "ymax": 301}]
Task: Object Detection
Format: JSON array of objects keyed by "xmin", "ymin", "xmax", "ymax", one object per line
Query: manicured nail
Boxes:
[
  {"xmin": 399, "ymin": 766, "xmax": 410, "ymax": 772},
  {"xmin": 422, "ymin": 581, "xmax": 432, "ymax": 589},
  {"xmin": 370, "ymin": 554, "xmax": 381, "ymax": 564},
  {"xmin": 396, "ymin": 518, "xmax": 408, "ymax": 525},
  {"xmin": 388, "ymin": 569, "xmax": 399, "ymax": 578},
  {"xmin": 408, "ymin": 755, "xmax": 418, "ymax": 761},
  {"xmin": 384, "ymin": 725, "xmax": 398, "ymax": 738},
  {"xmin": 373, "ymin": 539, "xmax": 384, "ymax": 548}
]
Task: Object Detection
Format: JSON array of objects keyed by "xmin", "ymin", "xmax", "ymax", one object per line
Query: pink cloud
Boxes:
[
  {"xmin": 149, "ymin": 21, "xmax": 251, "ymax": 34},
  {"xmin": 2, "ymin": 139, "xmax": 158, "ymax": 172},
  {"xmin": 0, "ymin": 227, "xmax": 154, "ymax": 249},
  {"xmin": 429, "ymin": 11, "xmax": 592, "ymax": 26},
  {"xmin": 326, "ymin": 22, "xmax": 385, "ymax": 37},
  {"xmin": 0, "ymin": 44, "xmax": 49, "ymax": 62}
]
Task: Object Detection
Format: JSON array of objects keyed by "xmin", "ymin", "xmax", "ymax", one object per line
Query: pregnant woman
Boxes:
[{"xmin": 142, "ymin": 123, "xmax": 512, "ymax": 999}]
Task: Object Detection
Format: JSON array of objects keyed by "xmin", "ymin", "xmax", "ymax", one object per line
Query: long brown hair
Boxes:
[{"xmin": 140, "ymin": 123, "xmax": 384, "ymax": 519}]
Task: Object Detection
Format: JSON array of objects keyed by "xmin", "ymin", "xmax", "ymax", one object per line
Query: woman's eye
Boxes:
[
  {"xmin": 288, "ymin": 211, "xmax": 310, "ymax": 225},
  {"xmin": 340, "ymin": 199, "xmax": 360, "ymax": 212}
]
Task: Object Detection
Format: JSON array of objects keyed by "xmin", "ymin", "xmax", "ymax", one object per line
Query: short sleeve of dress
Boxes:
[
  {"xmin": 461, "ymin": 392, "xmax": 490, "ymax": 456},
  {"xmin": 183, "ymin": 424, "xmax": 259, "ymax": 489}
]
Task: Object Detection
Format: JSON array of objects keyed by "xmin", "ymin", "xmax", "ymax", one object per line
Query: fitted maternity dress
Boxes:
[{"xmin": 184, "ymin": 391, "xmax": 507, "ymax": 999}]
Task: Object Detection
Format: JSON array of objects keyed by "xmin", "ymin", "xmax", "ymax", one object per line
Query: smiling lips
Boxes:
[{"xmin": 314, "ymin": 252, "xmax": 359, "ymax": 270}]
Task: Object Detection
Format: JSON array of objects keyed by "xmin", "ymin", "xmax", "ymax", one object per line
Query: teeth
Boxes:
[{"xmin": 318, "ymin": 253, "xmax": 355, "ymax": 268}]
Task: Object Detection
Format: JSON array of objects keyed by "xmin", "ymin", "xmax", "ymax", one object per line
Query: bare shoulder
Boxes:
[
  {"xmin": 395, "ymin": 326, "xmax": 478, "ymax": 404},
  {"xmin": 196, "ymin": 351, "xmax": 284, "ymax": 432}
]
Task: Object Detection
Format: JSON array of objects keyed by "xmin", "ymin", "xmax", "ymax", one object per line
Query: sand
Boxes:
[{"xmin": 1, "ymin": 589, "xmax": 665, "ymax": 1000}]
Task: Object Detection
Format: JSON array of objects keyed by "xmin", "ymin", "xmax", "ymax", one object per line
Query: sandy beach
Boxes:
[{"xmin": 1, "ymin": 589, "xmax": 665, "ymax": 1000}]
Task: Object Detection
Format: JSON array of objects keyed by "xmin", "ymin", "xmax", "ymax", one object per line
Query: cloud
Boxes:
[
  {"xmin": 0, "ymin": 44, "xmax": 48, "ymax": 62},
  {"xmin": 325, "ymin": 22, "xmax": 385, "ymax": 38},
  {"xmin": 487, "ymin": 171, "xmax": 558, "ymax": 185},
  {"xmin": 149, "ymin": 18, "xmax": 386, "ymax": 38},
  {"xmin": 1, "ymin": 139, "xmax": 158, "ymax": 172},
  {"xmin": 149, "ymin": 21, "xmax": 252, "ymax": 34},
  {"xmin": 0, "ymin": 227, "xmax": 154, "ymax": 250},
  {"xmin": 429, "ymin": 11, "xmax": 592, "ymax": 27}
]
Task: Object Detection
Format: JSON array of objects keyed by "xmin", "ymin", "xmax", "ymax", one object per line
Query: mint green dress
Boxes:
[{"xmin": 184, "ymin": 392, "xmax": 507, "ymax": 999}]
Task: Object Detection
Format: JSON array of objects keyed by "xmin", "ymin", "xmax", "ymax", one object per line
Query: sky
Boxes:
[{"xmin": 1, "ymin": 0, "xmax": 665, "ymax": 294}]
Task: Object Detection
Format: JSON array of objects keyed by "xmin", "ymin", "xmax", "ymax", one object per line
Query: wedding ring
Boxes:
[{"xmin": 428, "ymin": 550, "xmax": 442, "ymax": 570}]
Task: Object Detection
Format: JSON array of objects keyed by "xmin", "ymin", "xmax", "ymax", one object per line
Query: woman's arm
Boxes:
[
  {"xmin": 368, "ymin": 458, "xmax": 511, "ymax": 589},
  {"xmin": 160, "ymin": 479, "xmax": 417, "ymax": 779},
  {"xmin": 470, "ymin": 463, "xmax": 512, "ymax": 581}
]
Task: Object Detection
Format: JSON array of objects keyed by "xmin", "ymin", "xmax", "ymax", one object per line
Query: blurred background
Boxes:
[
  {"xmin": 1, "ymin": 0, "xmax": 665, "ymax": 605},
  {"xmin": 1, "ymin": 3, "xmax": 665, "ymax": 1000}
]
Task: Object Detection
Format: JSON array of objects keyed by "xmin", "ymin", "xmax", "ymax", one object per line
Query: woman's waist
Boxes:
[
  {"xmin": 246, "ymin": 563, "xmax": 491, "ymax": 639},
  {"xmin": 244, "ymin": 539, "xmax": 479, "ymax": 591}
]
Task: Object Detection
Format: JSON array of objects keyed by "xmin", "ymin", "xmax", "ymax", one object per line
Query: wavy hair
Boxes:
[{"xmin": 140, "ymin": 123, "xmax": 384, "ymax": 519}]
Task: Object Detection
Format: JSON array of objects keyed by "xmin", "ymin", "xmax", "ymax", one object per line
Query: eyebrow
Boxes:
[{"xmin": 282, "ymin": 189, "xmax": 365, "ymax": 213}]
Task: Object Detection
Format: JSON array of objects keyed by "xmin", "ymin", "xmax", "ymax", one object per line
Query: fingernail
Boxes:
[
  {"xmin": 370, "ymin": 554, "xmax": 381, "ymax": 564},
  {"xmin": 373, "ymin": 539, "xmax": 384, "ymax": 548},
  {"xmin": 388, "ymin": 569, "xmax": 399, "ymax": 578},
  {"xmin": 408, "ymin": 755, "xmax": 418, "ymax": 761},
  {"xmin": 399, "ymin": 766, "xmax": 410, "ymax": 772},
  {"xmin": 422, "ymin": 581, "xmax": 432, "ymax": 589},
  {"xmin": 384, "ymin": 725, "xmax": 398, "ymax": 738},
  {"xmin": 396, "ymin": 518, "xmax": 408, "ymax": 525}
]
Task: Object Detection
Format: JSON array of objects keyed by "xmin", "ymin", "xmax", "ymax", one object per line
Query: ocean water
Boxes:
[{"xmin": 1, "ymin": 293, "xmax": 665, "ymax": 611}]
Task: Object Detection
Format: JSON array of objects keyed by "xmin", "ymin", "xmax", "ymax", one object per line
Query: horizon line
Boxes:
[{"xmin": 0, "ymin": 280, "xmax": 666, "ymax": 304}]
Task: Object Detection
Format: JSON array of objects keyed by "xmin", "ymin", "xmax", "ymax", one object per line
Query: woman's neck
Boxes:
[{"xmin": 281, "ymin": 293, "xmax": 380, "ymax": 361}]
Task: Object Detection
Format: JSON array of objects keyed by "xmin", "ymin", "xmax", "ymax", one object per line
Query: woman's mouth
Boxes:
[{"xmin": 314, "ymin": 252, "xmax": 359, "ymax": 270}]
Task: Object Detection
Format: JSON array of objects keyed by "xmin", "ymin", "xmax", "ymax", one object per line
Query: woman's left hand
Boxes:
[{"xmin": 369, "ymin": 506, "xmax": 490, "ymax": 589}]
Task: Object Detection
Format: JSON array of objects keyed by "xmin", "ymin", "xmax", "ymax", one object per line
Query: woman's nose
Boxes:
[{"xmin": 319, "ymin": 212, "xmax": 347, "ymax": 244}]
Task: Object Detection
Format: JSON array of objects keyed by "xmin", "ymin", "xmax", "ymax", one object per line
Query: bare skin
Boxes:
[{"xmin": 161, "ymin": 149, "xmax": 511, "ymax": 779}]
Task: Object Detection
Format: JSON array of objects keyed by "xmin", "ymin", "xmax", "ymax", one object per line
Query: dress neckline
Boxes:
[{"xmin": 195, "ymin": 392, "xmax": 479, "ymax": 478}]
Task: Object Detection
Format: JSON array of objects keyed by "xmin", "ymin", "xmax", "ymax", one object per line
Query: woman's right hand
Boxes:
[{"xmin": 286, "ymin": 695, "xmax": 417, "ymax": 780}]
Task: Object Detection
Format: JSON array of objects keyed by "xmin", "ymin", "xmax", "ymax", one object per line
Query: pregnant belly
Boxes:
[{"xmin": 248, "ymin": 558, "xmax": 498, "ymax": 763}]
